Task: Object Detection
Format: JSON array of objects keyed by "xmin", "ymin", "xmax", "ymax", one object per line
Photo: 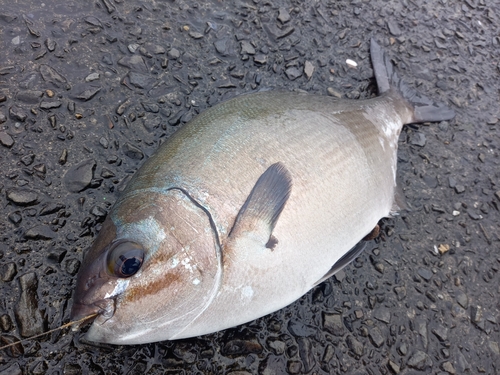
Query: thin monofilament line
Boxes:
[{"xmin": 0, "ymin": 313, "xmax": 98, "ymax": 351}]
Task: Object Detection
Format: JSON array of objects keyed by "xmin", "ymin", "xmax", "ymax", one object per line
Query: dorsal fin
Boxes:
[{"xmin": 229, "ymin": 162, "xmax": 292, "ymax": 240}]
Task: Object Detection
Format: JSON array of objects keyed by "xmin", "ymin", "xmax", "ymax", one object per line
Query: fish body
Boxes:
[{"xmin": 71, "ymin": 40, "xmax": 454, "ymax": 344}]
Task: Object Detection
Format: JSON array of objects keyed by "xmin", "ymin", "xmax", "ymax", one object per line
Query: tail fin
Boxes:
[{"xmin": 370, "ymin": 38, "xmax": 455, "ymax": 123}]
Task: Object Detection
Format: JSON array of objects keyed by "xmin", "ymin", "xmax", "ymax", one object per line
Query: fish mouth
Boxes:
[{"xmin": 70, "ymin": 298, "xmax": 116, "ymax": 327}]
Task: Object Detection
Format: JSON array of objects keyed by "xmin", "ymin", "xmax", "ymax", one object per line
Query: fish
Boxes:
[{"xmin": 70, "ymin": 39, "xmax": 455, "ymax": 345}]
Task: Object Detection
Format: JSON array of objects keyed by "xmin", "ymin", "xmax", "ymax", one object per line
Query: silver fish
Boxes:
[{"xmin": 71, "ymin": 39, "xmax": 454, "ymax": 344}]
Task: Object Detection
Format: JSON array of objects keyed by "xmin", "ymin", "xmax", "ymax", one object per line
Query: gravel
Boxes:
[{"xmin": 0, "ymin": 0, "xmax": 499, "ymax": 373}]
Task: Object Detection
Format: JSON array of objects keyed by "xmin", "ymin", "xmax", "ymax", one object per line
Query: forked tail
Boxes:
[{"xmin": 370, "ymin": 38, "xmax": 455, "ymax": 123}]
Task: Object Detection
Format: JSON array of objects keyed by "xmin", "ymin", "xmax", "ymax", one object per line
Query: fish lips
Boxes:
[
  {"xmin": 70, "ymin": 244, "xmax": 119, "ymax": 324},
  {"xmin": 71, "ymin": 297, "xmax": 116, "ymax": 327}
]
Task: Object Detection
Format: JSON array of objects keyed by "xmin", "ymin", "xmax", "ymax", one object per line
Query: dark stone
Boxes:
[
  {"xmin": 287, "ymin": 320, "xmax": 316, "ymax": 337},
  {"xmin": 278, "ymin": 7, "xmax": 291, "ymax": 23},
  {"xmin": 415, "ymin": 320, "xmax": 428, "ymax": 349},
  {"xmin": 264, "ymin": 23, "xmax": 295, "ymax": 39},
  {"xmin": 240, "ymin": 40, "xmax": 256, "ymax": 55},
  {"xmin": 0, "ymin": 131, "xmax": 15, "ymax": 147},
  {"xmin": 40, "ymin": 100, "xmax": 62, "ymax": 109},
  {"xmin": 128, "ymin": 72, "xmax": 155, "ymax": 89},
  {"xmin": 74, "ymin": 86, "xmax": 101, "ymax": 101},
  {"xmin": 387, "ymin": 21, "xmax": 402, "ymax": 36},
  {"xmin": 21, "ymin": 154, "xmax": 35, "ymax": 166},
  {"xmin": 222, "ymin": 338, "xmax": 263, "ymax": 357},
  {"xmin": 346, "ymin": 335, "xmax": 364, "ymax": 356},
  {"xmin": 18, "ymin": 72, "xmax": 38, "ymax": 89},
  {"xmin": 39, "ymin": 202, "xmax": 65, "ymax": 216},
  {"xmin": 218, "ymin": 80, "xmax": 236, "ymax": 89},
  {"xmin": 422, "ymin": 174, "xmax": 438, "ymax": 188},
  {"xmin": 45, "ymin": 38, "xmax": 56, "ymax": 51},
  {"xmin": 172, "ymin": 343, "xmax": 197, "ymax": 363},
  {"xmin": 64, "ymin": 258, "xmax": 80, "ymax": 276},
  {"xmin": 39, "ymin": 64, "xmax": 70, "ymax": 89},
  {"xmin": 168, "ymin": 48, "xmax": 180, "ymax": 60},
  {"xmin": 0, "ymin": 13, "xmax": 18, "ymax": 23},
  {"xmin": 323, "ymin": 312, "xmax": 344, "ymax": 336},
  {"xmin": 143, "ymin": 117, "xmax": 161, "ymax": 132},
  {"xmin": 285, "ymin": 67, "xmax": 302, "ymax": 80},
  {"xmin": 374, "ymin": 309, "xmax": 391, "ymax": 324},
  {"xmin": 431, "ymin": 326, "xmax": 448, "ymax": 342},
  {"xmin": 398, "ymin": 342, "xmax": 408, "ymax": 355},
  {"xmin": 0, "ymin": 314, "xmax": 14, "ymax": 331},
  {"xmin": 470, "ymin": 305, "xmax": 483, "ymax": 323},
  {"xmin": 254, "ymin": 54, "xmax": 268, "ymax": 65},
  {"xmin": 63, "ymin": 364, "xmax": 82, "ymax": 375},
  {"xmin": 141, "ymin": 102, "xmax": 160, "ymax": 113},
  {"xmin": 495, "ymin": 190, "xmax": 500, "ymax": 201},
  {"xmin": 59, "ymin": 149, "xmax": 68, "ymax": 165},
  {"xmin": 258, "ymin": 355, "xmax": 287, "ymax": 375},
  {"xmin": 1, "ymin": 262, "xmax": 17, "ymax": 282},
  {"xmin": 214, "ymin": 39, "xmax": 230, "ymax": 56},
  {"xmin": 297, "ymin": 337, "xmax": 315, "ymax": 373},
  {"xmin": 33, "ymin": 164, "xmax": 46, "ymax": 175},
  {"xmin": 322, "ymin": 344, "xmax": 335, "ymax": 363},
  {"xmin": 8, "ymin": 211, "xmax": 22, "ymax": 224},
  {"xmin": 417, "ymin": 268, "xmax": 433, "ymax": 281},
  {"xmin": 9, "ymin": 106, "xmax": 27, "ymax": 122},
  {"xmin": 189, "ymin": 31, "xmax": 203, "ymax": 39},
  {"xmin": 47, "ymin": 248, "xmax": 67, "ymax": 263},
  {"xmin": 6, "ymin": 188, "xmax": 39, "ymax": 206},
  {"xmin": 16, "ymin": 90, "xmax": 43, "ymax": 104},
  {"xmin": 116, "ymin": 99, "xmax": 131, "ymax": 115},
  {"xmin": 63, "ymin": 159, "xmax": 96, "ymax": 193},
  {"xmin": 91, "ymin": 205, "xmax": 107, "ymax": 221},
  {"xmin": 100, "ymin": 168, "xmax": 115, "ymax": 178},
  {"xmin": 456, "ymin": 350, "xmax": 470, "ymax": 372},
  {"xmin": 117, "ymin": 55, "xmax": 147, "ymax": 72},
  {"xmin": 467, "ymin": 209, "xmax": 481, "ymax": 220},
  {"xmin": 410, "ymin": 132, "xmax": 426, "ymax": 146},
  {"xmin": 99, "ymin": 137, "xmax": 109, "ymax": 149},
  {"xmin": 287, "ymin": 361, "xmax": 302, "ymax": 374},
  {"xmin": 407, "ymin": 350, "xmax": 432, "ymax": 370},
  {"xmin": 123, "ymin": 142, "xmax": 144, "ymax": 160},
  {"xmin": 14, "ymin": 273, "xmax": 46, "ymax": 337},
  {"xmin": 24, "ymin": 225, "xmax": 55, "ymax": 240},
  {"xmin": 456, "ymin": 290, "xmax": 468, "ymax": 308},
  {"xmin": 267, "ymin": 338, "xmax": 286, "ymax": 355},
  {"xmin": 441, "ymin": 361, "xmax": 456, "ymax": 374},
  {"xmin": 369, "ymin": 327, "xmax": 385, "ymax": 348}
]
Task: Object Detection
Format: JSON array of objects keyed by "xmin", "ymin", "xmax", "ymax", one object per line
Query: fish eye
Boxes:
[{"xmin": 106, "ymin": 241, "xmax": 145, "ymax": 278}]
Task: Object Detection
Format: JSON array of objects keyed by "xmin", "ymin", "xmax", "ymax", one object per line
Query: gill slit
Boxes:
[{"xmin": 166, "ymin": 187, "xmax": 223, "ymax": 338}]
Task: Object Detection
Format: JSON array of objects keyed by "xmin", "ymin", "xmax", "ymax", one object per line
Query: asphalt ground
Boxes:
[{"xmin": 0, "ymin": 1, "xmax": 499, "ymax": 374}]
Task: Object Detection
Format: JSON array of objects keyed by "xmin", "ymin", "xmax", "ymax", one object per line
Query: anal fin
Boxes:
[{"xmin": 314, "ymin": 242, "xmax": 367, "ymax": 286}]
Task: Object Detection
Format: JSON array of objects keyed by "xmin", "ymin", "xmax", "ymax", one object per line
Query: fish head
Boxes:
[{"xmin": 71, "ymin": 189, "xmax": 222, "ymax": 344}]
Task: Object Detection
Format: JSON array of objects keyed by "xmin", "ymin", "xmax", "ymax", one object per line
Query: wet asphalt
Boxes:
[{"xmin": 0, "ymin": 0, "xmax": 499, "ymax": 374}]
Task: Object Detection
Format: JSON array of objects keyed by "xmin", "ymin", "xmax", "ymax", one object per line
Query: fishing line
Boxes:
[{"xmin": 0, "ymin": 313, "xmax": 98, "ymax": 351}]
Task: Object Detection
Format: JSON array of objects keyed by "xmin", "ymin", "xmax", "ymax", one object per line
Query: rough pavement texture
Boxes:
[{"xmin": 0, "ymin": 0, "xmax": 499, "ymax": 374}]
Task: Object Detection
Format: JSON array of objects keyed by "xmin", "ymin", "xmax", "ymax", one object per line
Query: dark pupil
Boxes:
[
  {"xmin": 107, "ymin": 241, "xmax": 145, "ymax": 278},
  {"xmin": 120, "ymin": 255, "xmax": 141, "ymax": 276}
]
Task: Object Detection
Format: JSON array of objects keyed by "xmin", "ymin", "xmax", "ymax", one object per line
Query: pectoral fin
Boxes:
[{"xmin": 228, "ymin": 162, "xmax": 292, "ymax": 248}]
